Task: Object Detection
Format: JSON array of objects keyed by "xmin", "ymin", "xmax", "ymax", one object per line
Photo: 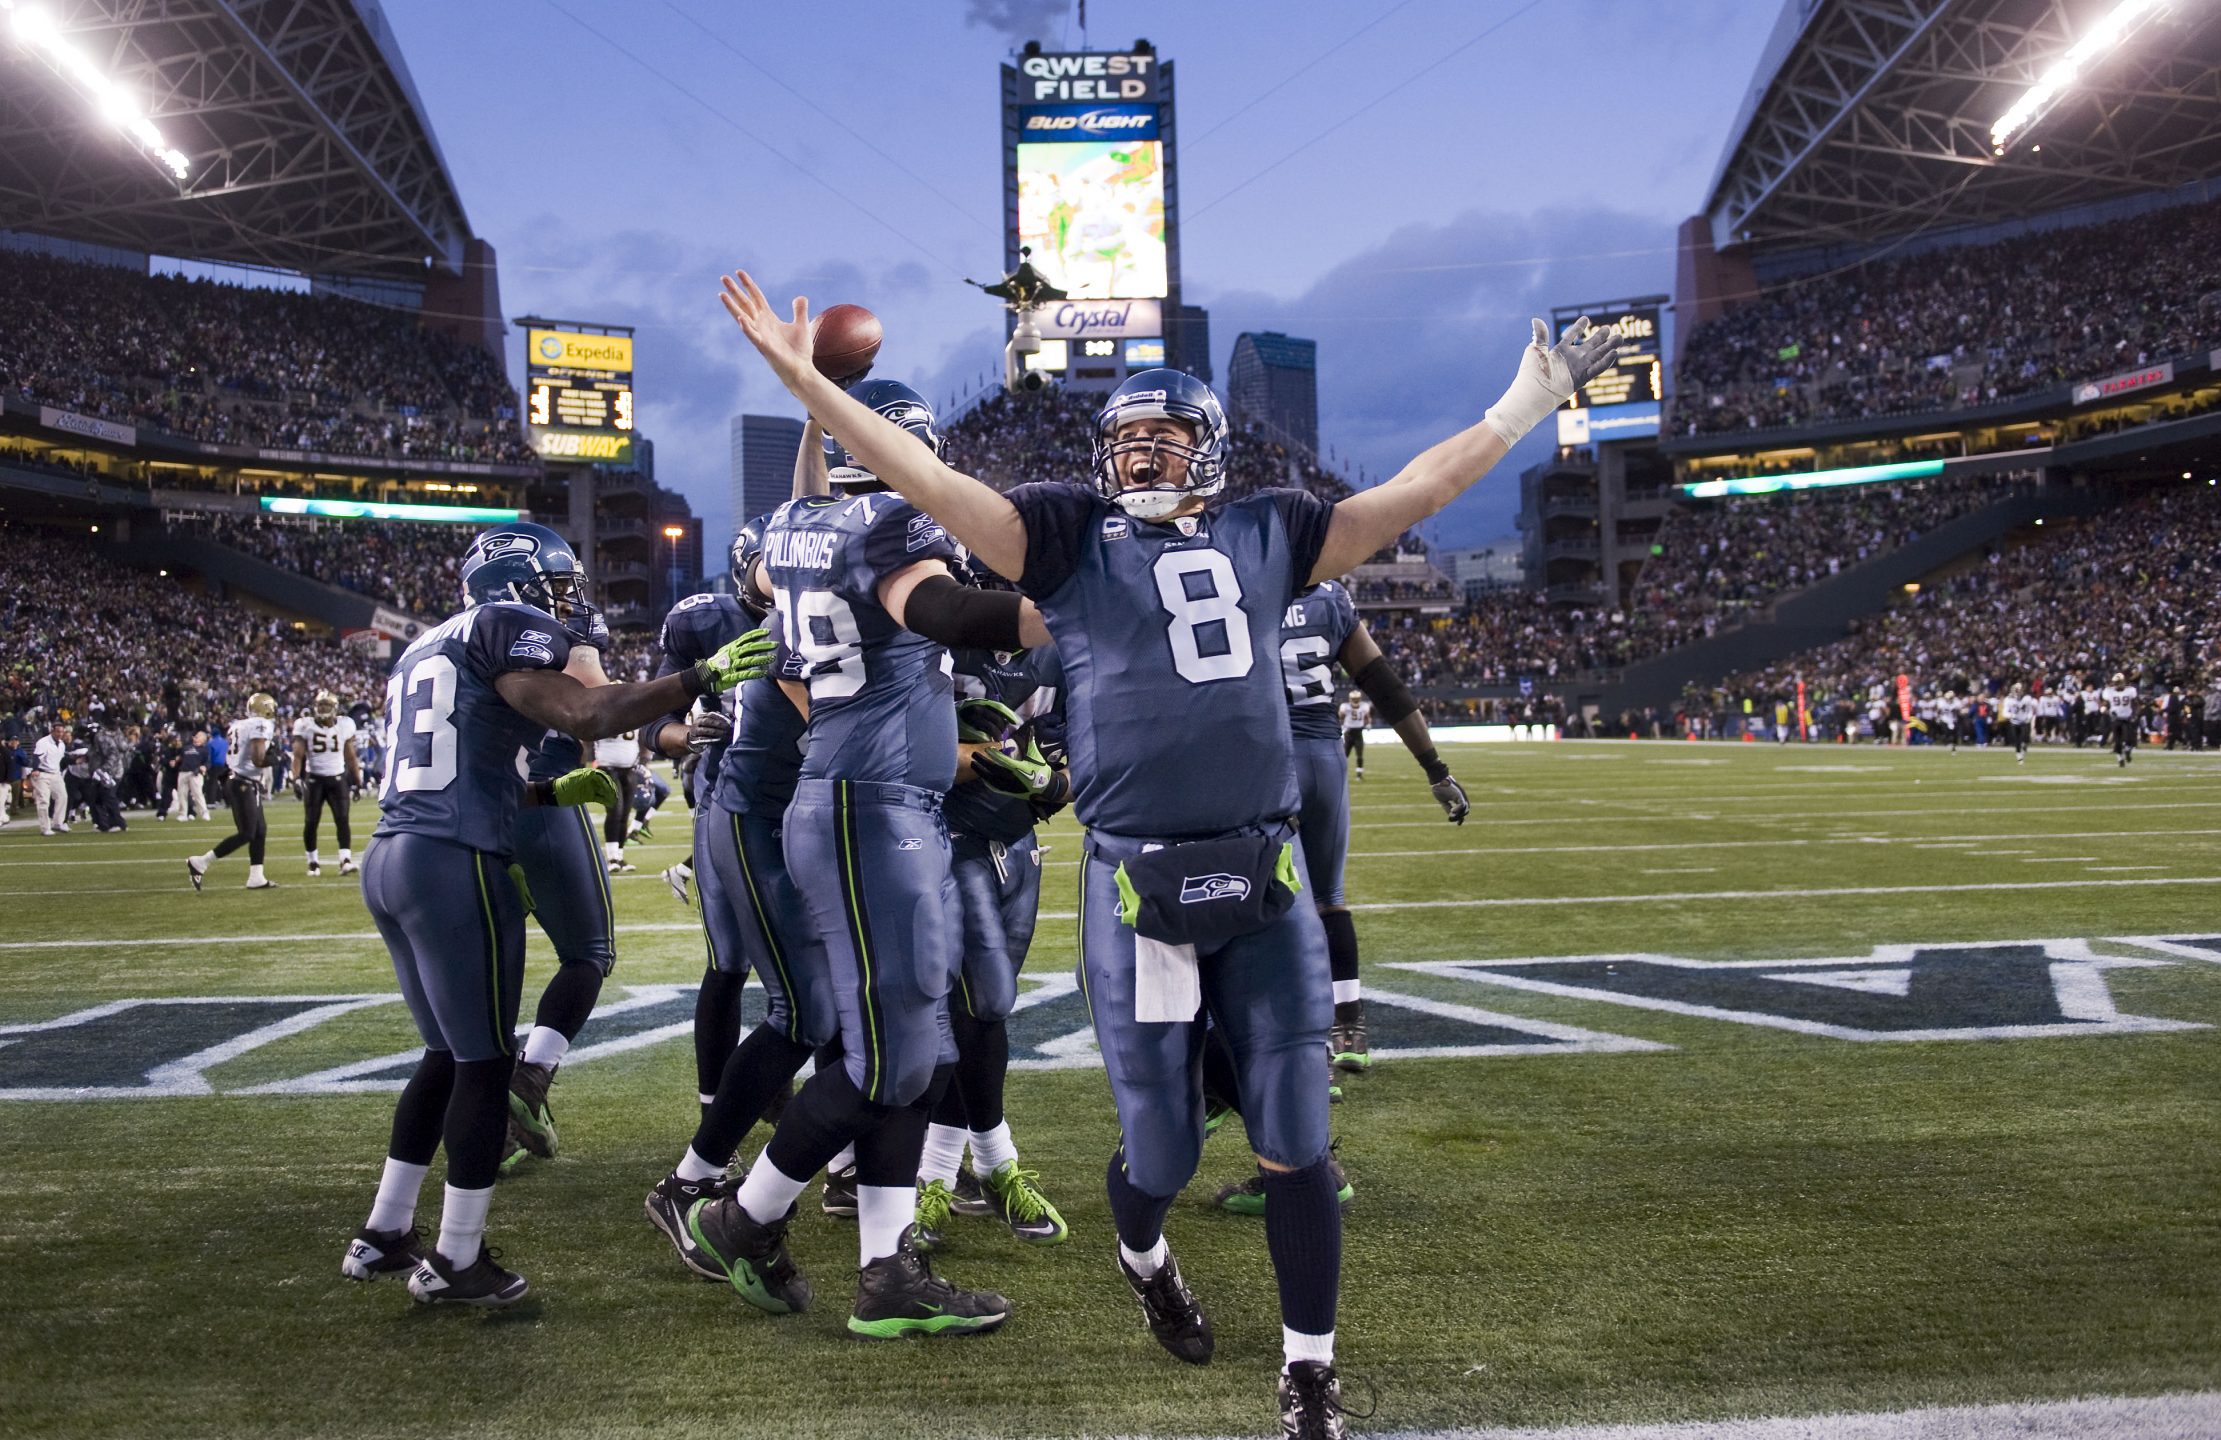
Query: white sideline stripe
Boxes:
[{"xmin": 1369, "ymin": 1390, "xmax": 2221, "ymax": 1440}]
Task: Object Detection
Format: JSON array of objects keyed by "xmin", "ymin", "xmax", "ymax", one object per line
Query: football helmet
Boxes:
[
  {"xmin": 461, "ymin": 521, "xmax": 588, "ymax": 620},
  {"xmin": 2111, "ymin": 671, "xmax": 2126, "ymax": 685},
  {"xmin": 1091, "ymin": 369, "xmax": 1227, "ymax": 521},
  {"xmin": 731, "ymin": 513, "xmax": 775, "ymax": 618},
  {"xmin": 313, "ymin": 690, "xmax": 340, "ymax": 724},
  {"xmin": 247, "ymin": 692, "xmax": 278, "ymax": 720},
  {"xmin": 825, "ymin": 380, "xmax": 942, "ymax": 492}
]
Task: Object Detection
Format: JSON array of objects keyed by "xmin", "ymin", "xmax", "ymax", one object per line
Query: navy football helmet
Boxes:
[
  {"xmin": 825, "ymin": 380, "xmax": 943, "ymax": 492},
  {"xmin": 730, "ymin": 513, "xmax": 776, "ymax": 618},
  {"xmin": 460, "ymin": 521, "xmax": 588, "ymax": 621},
  {"xmin": 1091, "ymin": 368, "xmax": 1228, "ymax": 520}
]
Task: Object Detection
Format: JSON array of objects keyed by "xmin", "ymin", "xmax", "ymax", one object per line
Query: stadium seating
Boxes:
[
  {"xmin": 0, "ymin": 250, "xmax": 533, "ymax": 464},
  {"xmin": 169, "ymin": 514, "xmax": 464, "ymax": 620},
  {"xmin": 1676, "ymin": 197, "xmax": 2221, "ymax": 436}
]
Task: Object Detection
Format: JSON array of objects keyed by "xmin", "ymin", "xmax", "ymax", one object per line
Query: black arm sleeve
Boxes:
[
  {"xmin": 1351, "ymin": 653, "xmax": 1419, "ymax": 726},
  {"xmin": 902, "ymin": 575, "xmax": 1028, "ymax": 651}
]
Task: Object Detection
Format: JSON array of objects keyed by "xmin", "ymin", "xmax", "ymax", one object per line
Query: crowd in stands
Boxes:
[
  {"xmin": 1677, "ymin": 197, "xmax": 2221, "ymax": 435},
  {"xmin": 0, "ymin": 250, "xmax": 535, "ymax": 464},
  {"xmin": 1700, "ymin": 483, "xmax": 2220, "ymax": 726},
  {"xmin": 0, "ymin": 530, "xmax": 391, "ymax": 736},
  {"xmin": 173, "ymin": 514, "xmax": 464, "ymax": 619}
]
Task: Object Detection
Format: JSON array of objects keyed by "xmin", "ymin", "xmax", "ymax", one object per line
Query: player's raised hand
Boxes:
[
  {"xmin": 719, "ymin": 271, "xmax": 813, "ymax": 387},
  {"xmin": 1482, "ymin": 315, "xmax": 1622, "ymax": 446}
]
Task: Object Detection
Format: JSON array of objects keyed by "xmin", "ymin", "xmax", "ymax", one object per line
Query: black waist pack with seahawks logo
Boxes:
[{"xmin": 1111, "ymin": 827, "xmax": 1304, "ymax": 949}]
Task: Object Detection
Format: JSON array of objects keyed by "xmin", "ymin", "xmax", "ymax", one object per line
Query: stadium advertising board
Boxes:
[
  {"xmin": 1679, "ymin": 458, "xmax": 1943, "ymax": 499},
  {"xmin": 1017, "ymin": 49, "xmax": 1163, "ymax": 103},
  {"xmin": 38, "ymin": 406, "xmax": 134, "ymax": 446},
  {"xmin": 261, "ymin": 496, "xmax": 523, "ymax": 523},
  {"xmin": 1553, "ymin": 301, "xmax": 1663, "ymax": 445},
  {"xmin": 1016, "ymin": 136, "xmax": 1169, "ymax": 300},
  {"xmin": 1034, "ymin": 298, "xmax": 1163, "ymax": 339},
  {"xmin": 2072, "ymin": 359, "xmax": 2173, "ymax": 405},
  {"xmin": 526, "ymin": 326, "xmax": 635, "ymax": 466}
]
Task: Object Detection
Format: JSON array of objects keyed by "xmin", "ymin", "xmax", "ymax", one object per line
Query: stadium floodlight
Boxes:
[
  {"xmin": 1990, "ymin": 0, "xmax": 2170, "ymax": 153},
  {"xmin": 3, "ymin": 0, "xmax": 190, "ymax": 180}
]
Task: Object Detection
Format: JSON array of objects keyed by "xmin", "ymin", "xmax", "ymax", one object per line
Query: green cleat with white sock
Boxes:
[{"xmin": 983, "ymin": 1160, "xmax": 1068, "ymax": 1244}]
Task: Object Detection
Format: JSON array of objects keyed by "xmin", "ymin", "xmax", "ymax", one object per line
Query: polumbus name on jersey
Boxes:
[{"xmin": 764, "ymin": 526, "xmax": 840, "ymax": 572}]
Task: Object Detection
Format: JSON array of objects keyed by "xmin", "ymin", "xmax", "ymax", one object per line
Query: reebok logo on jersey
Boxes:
[
  {"xmin": 897, "ymin": 837, "xmax": 923, "ymax": 851},
  {"xmin": 1179, "ymin": 873, "xmax": 1250, "ymax": 905},
  {"xmin": 519, "ymin": 629, "xmax": 553, "ymax": 645}
]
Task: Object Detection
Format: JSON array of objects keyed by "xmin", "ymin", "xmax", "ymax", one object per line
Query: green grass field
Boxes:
[{"xmin": 4, "ymin": 740, "xmax": 2219, "ymax": 1439}]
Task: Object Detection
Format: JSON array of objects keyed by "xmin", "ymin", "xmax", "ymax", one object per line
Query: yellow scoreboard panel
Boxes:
[{"xmin": 526, "ymin": 328, "xmax": 635, "ymax": 467}]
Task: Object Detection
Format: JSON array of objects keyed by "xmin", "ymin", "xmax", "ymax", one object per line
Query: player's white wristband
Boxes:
[{"xmin": 1482, "ymin": 373, "xmax": 1561, "ymax": 448}]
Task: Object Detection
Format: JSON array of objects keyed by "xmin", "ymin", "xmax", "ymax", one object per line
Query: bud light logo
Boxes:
[
  {"xmin": 1018, "ymin": 104, "xmax": 1158, "ymax": 140},
  {"xmin": 1179, "ymin": 874, "xmax": 1251, "ymax": 905}
]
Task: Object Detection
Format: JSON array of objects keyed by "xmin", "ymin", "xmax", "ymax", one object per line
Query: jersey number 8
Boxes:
[{"xmin": 1152, "ymin": 550, "xmax": 1253, "ymax": 685}]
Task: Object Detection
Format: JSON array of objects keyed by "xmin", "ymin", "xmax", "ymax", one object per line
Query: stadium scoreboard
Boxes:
[
  {"xmin": 1553, "ymin": 298, "xmax": 1665, "ymax": 445},
  {"xmin": 525, "ymin": 326, "xmax": 635, "ymax": 466}
]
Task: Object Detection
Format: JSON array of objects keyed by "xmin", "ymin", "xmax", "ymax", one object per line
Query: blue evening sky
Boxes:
[{"xmin": 376, "ymin": 0, "xmax": 1778, "ymax": 550}]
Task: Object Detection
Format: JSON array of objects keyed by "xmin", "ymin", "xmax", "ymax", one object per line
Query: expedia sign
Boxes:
[
  {"xmin": 527, "ymin": 329, "xmax": 633, "ymax": 376},
  {"xmin": 1036, "ymin": 299, "xmax": 1163, "ymax": 340},
  {"xmin": 1019, "ymin": 104, "xmax": 1158, "ymax": 141},
  {"xmin": 1017, "ymin": 50, "xmax": 1161, "ymax": 103}
]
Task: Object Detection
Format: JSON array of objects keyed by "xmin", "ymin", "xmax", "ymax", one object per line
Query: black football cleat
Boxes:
[
  {"xmin": 847, "ymin": 1227, "xmax": 1010, "ymax": 1339},
  {"xmin": 644, "ymin": 1171, "xmax": 732, "ymax": 1280},
  {"xmin": 339, "ymin": 1224, "xmax": 425, "ymax": 1281},
  {"xmin": 820, "ymin": 1162, "xmax": 859, "ymax": 1218},
  {"xmin": 686, "ymin": 1196, "xmax": 812, "ymax": 1314},
  {"xmin": 186, "ymin": 855, "xmax": 207, "ymax": 892},
  {"xmin": 1118, "ymin": 1247, "xmax": 1213, "ymax": 1364},
  {"xmin": 1279, "ymin": 1360, "xmax": 1357, "ymax": 1439},
  {"xmin": 949, "ymin": 1162, "xmax": 991, "ymax": 1217},
  {"xmin": 507, "ymin": 1060, "xmax": 558, "ymax": 1158},
  {"xmin": 1329, "ymin": 1001, "xmax": 1370, "ymax": 1073},
  {"xmin": 407, "ymin": 1247, "xmax": 528, "ymax": 1307}
]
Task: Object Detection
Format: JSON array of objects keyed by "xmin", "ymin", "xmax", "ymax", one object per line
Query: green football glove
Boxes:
[
  {"xmin": 956, "ymin": 697, "xmax": 1022, "ymax": 745},
  {"xmin": 506, "ymin": 863, "xmax": 538, "ymax": 916},
  {"xmin": 970, "ymin": 732, "xmax": 1056, "ymax": 798},
  {"xmin": 551, "ymin": 766, "xmax": 619, "ymax": 809},
  {"xmin": 697, "ymin": 628, "xmax": 777, "ymax": 691}
]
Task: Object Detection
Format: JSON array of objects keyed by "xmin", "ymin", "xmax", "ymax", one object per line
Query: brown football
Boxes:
[{"xmin": 812, "ymin": 304, "xmax": 883, "ymax": 381}]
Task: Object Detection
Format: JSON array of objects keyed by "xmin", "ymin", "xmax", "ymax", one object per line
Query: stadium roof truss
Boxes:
[
  {"xmin": 0, "ymin": 0, "xmax": 471, "ymax": 279},
  {"xmin": 1704, "ymin": 0, "xmax": 2221, "ymax": 251}
]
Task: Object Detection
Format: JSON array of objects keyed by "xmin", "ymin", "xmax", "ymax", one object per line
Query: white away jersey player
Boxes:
[
  {"xmin": 292, "ymin": 714, "xmax": 358, "ymax": 777},
  {"xmin": 2103, "ymin": 684, "xmax": 2139, "ymax": 719},
  {"xmin": 1338, "ymin": 696, "xmax": 1373, "ymax": 734},
  {"xmin": 2003, "ymin": 694, "xmax": 2037, "ymax": 727},
  {"xmin": 228, "ymin": 715, "xmax": 277, "ymax": 785}
]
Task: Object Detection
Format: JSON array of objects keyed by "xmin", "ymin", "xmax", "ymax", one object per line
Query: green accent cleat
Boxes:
[
  {"xmin": 913, "ymin": 1178, "xmax": 954, "ymax": 1253},
  {"xmin": 1213, "ymin": 1154, "xmax": 1354, "ymax": 1216},
  {"xmin": 1330, "ymin": 1001, "xmax": 1371, "ymax": 1073},
  {"xmin": 846, "ymin": 1227, "xmax": 1009, "ymax": 1339},
  {"xmin": 949, "ymin": 1163, "xmax": 991, "ymax": 1217},
  {"xmin": 983, "ymin": 1160, "xmax": 1068, "ymax": 1244},
  {"xmin": 686, "ymin": 1196, "xmax": 811, "ymax": 1314}
]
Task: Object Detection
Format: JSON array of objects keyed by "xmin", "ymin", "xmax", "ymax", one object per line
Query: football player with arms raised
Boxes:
[
  {"xmin": 290, "ymin": 691, "xmax": 361, "ymax": 877},
  {"xmin": 338, "ymin": 524, "xmax": 769, "ymax": 1307},
  {"xmin": 719, "ymin": 270, "xmax": 1614, "ymax": 1436}
]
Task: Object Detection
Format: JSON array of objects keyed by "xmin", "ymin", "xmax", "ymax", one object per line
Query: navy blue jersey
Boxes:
[
  {"xmin": 1280, "ymin": 580, "xmax": 1359, "ymax": 741},
  {"xmin": 377, "ymin": 602, "xmax": 572, "ymax": 855},
  {"xmin": 655, "ymin": 592, "xmax": 756, "ymax": 793},
  {"xmin": 711, "ymin": 653, "xmax": 810, "ymax": 815},
  {"xmin": 763, "ymin": 492, "xmax": 961, "ymax": 788},
  {"xmin": 1009, "ymin": 485, "xmax": 1333, "ymax": 838},
  {"xmin": 524, "ymin": 603, "xmax": 608, "ymax": 782},
  {"xmin": 944, "ymin": 644, "xmax": 1060, "ymax": 843}
]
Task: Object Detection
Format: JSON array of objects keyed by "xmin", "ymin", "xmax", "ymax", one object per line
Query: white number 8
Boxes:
[{"xmin": 1153, "ymin": 550, "xmax": 1252, "ymax": 684}]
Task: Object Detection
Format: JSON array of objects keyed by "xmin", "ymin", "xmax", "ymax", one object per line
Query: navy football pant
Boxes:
[
  {"xmin": 1077, "ymin": 844, "xmax": 1333, "ymax": 1198},
  {"xmin": 512, "ymin": 801, "xmax": 617, "ymax": 976},
  {"xmin": 784, "ymin": 779, "xmax": 958, "ymax": 1107},
  {"xmin": 1292, "ymin": 737, "xmax": 1349, "ymax": 907},
  {"xmin": 949, "ymin": 830, "xmax": 1042, "ymax": 1022},
  {"xmin": 699, "ymin": 803, "xmax": 835, "ymax": 1045},
  {"xmin": 364, "ymin": 833, "xmax": 525, "ymax": 1063}
]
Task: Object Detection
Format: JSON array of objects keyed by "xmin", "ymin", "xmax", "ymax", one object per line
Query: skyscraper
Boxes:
[
  {"xmin": 1227, "ymin": 331, "xmax": 1317, "ymax": 456},
  {"xmin": 730, "ymin": 414, "xmax": 806, "ymax": 531}
]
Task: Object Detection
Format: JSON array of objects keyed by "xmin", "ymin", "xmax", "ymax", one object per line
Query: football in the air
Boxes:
[{"xmin": 812, "ymin": 304, "xmax": 882, "ymax": 381}]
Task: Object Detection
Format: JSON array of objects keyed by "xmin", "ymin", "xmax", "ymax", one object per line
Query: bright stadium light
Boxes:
[
  {"xmin": 1990, "ymin": 0, "xmax": 2170, "ymax": 153},
  {"xmin": 4, "ymin": 0, "xmax": 190, "ymax": 180}
]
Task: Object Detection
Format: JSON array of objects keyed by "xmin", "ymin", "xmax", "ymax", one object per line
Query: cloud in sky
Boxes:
[{"xmin": 964, "ymin": 0, "xmax": 1070, "ymax": 45}]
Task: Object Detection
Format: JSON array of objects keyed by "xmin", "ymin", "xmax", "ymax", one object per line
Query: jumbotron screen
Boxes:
[
  {"xmin": 1553, "ymin": 302, "xmax": 1663, "ymax": 444},
  {"xmin": 526, "ymin": 327, "xmax": 635, "ymax": 465},
  {"xmin": 1015, "ymin": 134, "xmax": 1168, "ymax": 300}
]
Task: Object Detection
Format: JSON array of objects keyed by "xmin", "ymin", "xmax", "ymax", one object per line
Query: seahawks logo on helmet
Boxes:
[
  {"xmin": 461, "ymin": 521, "xmax": 587, "ymax": 621},
  {"xmin": 827, "ymin": 380, "xmax": 943, "ymax": 492}
]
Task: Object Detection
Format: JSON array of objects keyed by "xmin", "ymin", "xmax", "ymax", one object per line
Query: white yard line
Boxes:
[{"xmin": 1368, "ymin": 1390, "xmax": 2220, "ymax": 1440}]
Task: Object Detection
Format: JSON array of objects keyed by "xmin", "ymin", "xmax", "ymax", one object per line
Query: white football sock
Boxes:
[
  {"xmin": 676, "ymin": 1146, "xmax": 722, "ymax": 1182},
  {"xmin": 437, "ymin": 1183, "xmax": 493, "ymax": 1268},
  {"xmin": 828, "ymin": 1142, "xmax": 856, "ymax": 1173},
  {"xmin": 856, "ymin": 1184, "xmax": 914, "ymax": 1266},
  {"xmin": 365, "ymin": 1157, "xmax": 428, "ymax": 1233},
  {"xmin": 734, "ymin": 1153, "xmax": 809, "ymax": 1227},
  {"xmin": 521, "ymin": 1026, "xmax": 570, "ymax": 1068},
  {"xmin": 339, "ymin": 848, "xmax": 353, "ymax": 862},
  {"xmin": 697, "ymin": 1091, "xmax": 717, "ymax": 1107},
  {"xmin": 1332, "ymin": 980, "xmax": 1361, "ymax": 1006},
  {"xmin": 1283, "ymin": 1326, "xmax": 1336, "ymax": 1370},
  {"xmin": 247, "ymin": 864, "xmax": 266, "ymax": 884},
  {"xmin": 1120, "ymin": 1236, "xmax": 1169, "ymax": 1278},
  {"xmin": 969, "ymin": 1120, "xmax": 1018, "ymax": 1177},
  {"xmin": 308, "ymin": 849, "xmax": 321, "ymax": 867},
  {"xmin": 918, "ymin": 1124, "xmax": 966, "ymax": 1186}
]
